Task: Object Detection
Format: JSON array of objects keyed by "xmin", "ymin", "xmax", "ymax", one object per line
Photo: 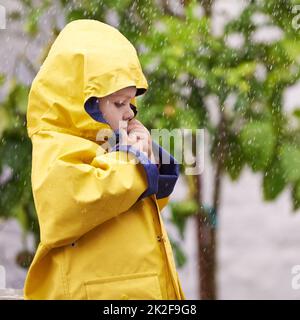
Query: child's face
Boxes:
[{"xmin": 98, "ymin": 86, "xmax": 137, "ymax": 131}]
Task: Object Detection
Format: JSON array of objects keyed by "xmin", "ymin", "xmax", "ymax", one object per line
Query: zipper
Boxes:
[{"xmin": 149, "ymin": 194, "xmax": 181, "ymax": 300}]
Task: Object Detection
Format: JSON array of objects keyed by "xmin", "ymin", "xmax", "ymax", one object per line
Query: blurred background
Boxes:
[{"xmin": 1, "ymin": 0, "xmax": 300, "ymax": 300}]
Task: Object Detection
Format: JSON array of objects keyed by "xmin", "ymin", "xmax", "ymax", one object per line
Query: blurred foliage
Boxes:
[
  {"xmin": 1, "ymin": 0, "xmax": 300, "ymax": 269},
  {"xmin": 169, "ymin": 200, "xmax": 199, "ymax": 238}
]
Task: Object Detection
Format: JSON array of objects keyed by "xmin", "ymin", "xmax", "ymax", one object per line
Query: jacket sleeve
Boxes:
[
  {"xmin": 111, "ymin": 140, "xmax": 180, "ymax": 205},
  {"xmin": 152, "ymin": 141, "xmax": 180, "ymax": 212},
  {"xmin": 110, "ymin": 144, "xmax": 160, "ymax": 200},
  {"xmin": 31, "ymin": 130, "xmax": 159, "ymax": 248}
]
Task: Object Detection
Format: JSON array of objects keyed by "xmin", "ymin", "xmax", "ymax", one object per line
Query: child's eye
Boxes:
[{"xmin": 114, "ymin": 102, "xmax": 125, "ymax": 108}]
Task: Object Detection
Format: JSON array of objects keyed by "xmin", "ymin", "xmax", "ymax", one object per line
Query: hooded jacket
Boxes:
[{"xmin": 24, "ymin": 19, "xmax": 185, "ymax": 300}]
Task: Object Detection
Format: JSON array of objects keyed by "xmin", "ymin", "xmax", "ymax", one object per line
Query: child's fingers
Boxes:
[
  {"xmin": 129, "ymin": 130, "xmax": 148, "ymax": 142},
  {"xmin": 120, "ymin": 129, "xmax": 140, "ymax": 146},
  {"xmin": 128, "ymin": 118, "xmax": 142, "ymax": 127},
  {"xmin": 127, "ymin": 125, "xmax": 144, "ymax": 135},
  {"xmin": 120, "ymin": 125, "xmax": 152, "ymax": 160},
  {"xmin": 119, "ymin": 127, "xmax": 130, "ymax": 145},
  {"xmin": 128, "ymin": 123, "xmax": 151, "ymax": 141},
  {"xmin": 127, "ymin": 119, "xmax": 148, "ymax": 134}
]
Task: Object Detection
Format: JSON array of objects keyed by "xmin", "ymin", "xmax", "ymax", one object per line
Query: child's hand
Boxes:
[
  {"xmin": 128, "ymin": 119, "xmax": 155, "ymax": 161},
  {"xmin": 119, "ymin": 119, "xmax": 157, "ymax": 164}
]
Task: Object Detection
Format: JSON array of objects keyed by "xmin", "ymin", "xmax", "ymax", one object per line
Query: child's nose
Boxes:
[{"xmin": 123, "ymin": 104, "xmax": 135, "ymax": 121}]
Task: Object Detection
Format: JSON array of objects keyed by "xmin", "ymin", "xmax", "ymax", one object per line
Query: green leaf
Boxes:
[
  {"xmin": 59, "ymin": 0, "xmax": 69, "ymax": 7},
  {"xmin": 24, "ymin": 10, "xmax": 40, "ymax": 36},
  {"xmin": 293, "ymin": 108, "xmax": 300, "ymax": 118},
  {"xmin": 14, "ymin": 84, "xmax": 29, "ymax": 113},
  {"xmin": 263, "ymin": 160, "xmax": 286, "ymax": 200},
  {"xmin": 0, "ymin": 131, "xmax": 32, "ymax": 218},
  {"xmin": 0, "ymin": 74, "xmax": 5, "ymax": 86},
  {"xmin": 170, "ymin": 200, "xmax": 198, "ymax": 238},
  {"xmin": 8, "ymin": 11, "xmax": 22, "ymax": 21},
  {"xmin": 169, "ymin": 238, "xmax": 187, "ymax": 268},
  {"xmin": 177, "ymin": 108, "xmax": 200, "ymax": 130},
  {"xmin": 0, "ymin": 109, "xmax": 10, "ymax": 135},
  {"xmin": 280, "ymin": 144, "xmax": 300, "ymax": 182},
  {"xmin": 170, "ymin": 200, "xmax": 198, "ymax": 217},
  {"xmin": 12, "ymin": 205, "xmax": 29, "ymax": 232},
  {"xmin": 67, "ymin": 9, "xmax": 87, "ymax": 22},
  {"xmin": 20, "ymin": 0, "xmax": 32, "ymax": 7},
  {"xmin": 240, "ymin": 121, "xmax": 276, "ymax": 171},
  {"xmin": 292, "ymin": 180, "xmax": 300, "ymax": 211},
  {"xmin": 224, "ymin": 134, "xmax": 245, "ymax": 180},
  {"xmin": 282, "ymin": 39, "xmax": 300, "ymax": 61}
]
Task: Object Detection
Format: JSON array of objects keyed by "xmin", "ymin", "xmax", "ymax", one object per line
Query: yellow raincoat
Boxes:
[{"xmin": 24, "ymin": 19, "xmax": 185, "ymax": 300}]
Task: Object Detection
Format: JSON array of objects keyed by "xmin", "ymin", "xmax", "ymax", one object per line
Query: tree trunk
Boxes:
[
  {"xmin": 200, "ymin": 0, "xmax": 213, "ymax": 17},
  {"xmin": 194, "ymin": 173, "xmax": 217, "ymax": 300},
  {"xmin": 162, "ymin": 0, "xmax": 219, "ymax": 300},
  {"xmin": 193, "ymin": 108, "xmax": 226, "ymax": 300},
  {"xmin": 190, "ymin": 0, "xmax": 219, "ymax": 300}
]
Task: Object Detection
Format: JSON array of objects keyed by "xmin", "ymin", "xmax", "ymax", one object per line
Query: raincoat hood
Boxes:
[{"xmin": 26, "ymin": 19, "xmax": 148, "ymax": 141}]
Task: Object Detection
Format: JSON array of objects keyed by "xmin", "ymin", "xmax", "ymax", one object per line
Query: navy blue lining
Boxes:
[
  {"xmin": 152, "ymin": 141, "xmax": 180, "ymax": 199},
  {"xmin": 84, "ymin": 97, "xmax": 137, "ymax": 124},
  {"xmin": 84, "ymin": 97, "xmax": 110, "ymax": 124}
]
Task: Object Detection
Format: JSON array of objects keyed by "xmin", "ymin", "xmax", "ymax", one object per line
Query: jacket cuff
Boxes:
[
  {"xmin": 111, "ymin": 144, "xmax": 159, "ymax": 200},
  {"xmin": 152, "ymin": 141, "xmax": 180, "ymax": 199}
]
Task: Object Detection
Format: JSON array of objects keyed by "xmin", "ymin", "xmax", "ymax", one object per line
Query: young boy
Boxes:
[
  {"xmin": 94, "ymin": 85, "xmax": 158, "ymax": 165},
  {"xmin": 24, "ymin": 19, "xmax": 185, "ymax": 300}
]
